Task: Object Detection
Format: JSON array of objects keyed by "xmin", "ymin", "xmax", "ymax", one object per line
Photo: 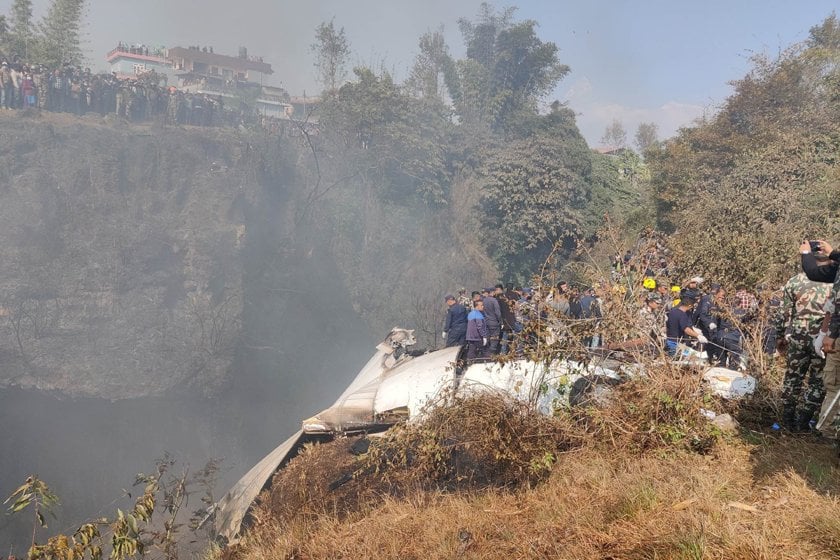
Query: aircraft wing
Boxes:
[{"xmin": 214, "ymin": 429, "xmax": 304, "ymax": 543}]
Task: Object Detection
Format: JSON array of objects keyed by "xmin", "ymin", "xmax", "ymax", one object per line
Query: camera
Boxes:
[{"xmin": 809, "ymin": 240, "xmax": 822, "ymax": 253}]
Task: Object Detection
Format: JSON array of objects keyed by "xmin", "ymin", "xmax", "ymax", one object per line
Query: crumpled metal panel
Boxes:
[{"xmin": 214, "ymin": 430, "xmax": 303, "ymax": 543}]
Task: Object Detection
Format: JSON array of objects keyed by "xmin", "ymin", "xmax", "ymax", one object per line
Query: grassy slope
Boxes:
[
  {"xmin": 230, "ymin": 382, "xmax": 840, "ymax": 560},
  {"xmin": 237, "ymin": 438, "xmax": 840, "ymax": 559}
]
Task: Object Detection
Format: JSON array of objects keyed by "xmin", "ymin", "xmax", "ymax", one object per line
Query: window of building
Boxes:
[{"xmin": 133, "ymin": 63, "xmax": 147, "ymax": 75}]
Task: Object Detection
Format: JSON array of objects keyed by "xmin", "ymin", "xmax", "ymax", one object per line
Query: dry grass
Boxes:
[
  {"xmin": 226, "ymin": 380, "xmax": 840, "ymax": 560},
  {"xmin": 248, "ymin": 394, "xmax": 583, "ymax": 532},
  {"xmin": 234, "ymin": 442, "xmax": 840, "ymax": 560}
]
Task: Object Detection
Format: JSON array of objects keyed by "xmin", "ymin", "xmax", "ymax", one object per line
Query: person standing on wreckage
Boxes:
[
  {"xmin": 798, "ymin": 240, "xmax": 840, "ymax": 447},
  {"xmin": 442, "ymin": 294, "xmax": 468, "ymax": 347},
  {"xmin": 465, "ymin": 298, "xmax": 489, "ymax": 362}
]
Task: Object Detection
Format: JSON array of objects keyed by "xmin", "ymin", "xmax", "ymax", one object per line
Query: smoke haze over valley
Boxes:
[{"xmin": 0, "ymin": 1, "xmax": 839, "ymax": 555}]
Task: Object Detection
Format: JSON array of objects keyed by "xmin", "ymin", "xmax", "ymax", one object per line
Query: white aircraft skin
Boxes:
[{"xmin": 213, "ymin": 329, "xmax": 754, "ymax": 542}]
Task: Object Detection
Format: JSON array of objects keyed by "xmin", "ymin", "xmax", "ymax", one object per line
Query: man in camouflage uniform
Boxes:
[
  {"xmin": 456, "ymin": 288, "xmax": 472, "ymax": 310},
  {"xmin": 607, "ymin": 292, "xmax": 663, "ymax": 355},
  {"xmin": 775, "ymin": 264, "xmax": 832, "ymax": 431}
]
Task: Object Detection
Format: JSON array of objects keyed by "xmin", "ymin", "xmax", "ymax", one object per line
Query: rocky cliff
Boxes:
[{"xmin": 0, "ymin": 113, "xmax": 373, "ymax": 400}]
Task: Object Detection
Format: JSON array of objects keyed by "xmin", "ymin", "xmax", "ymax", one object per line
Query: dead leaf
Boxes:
[
  {"xmin": 727, "ymin": 501, "xmax": 759, "ymax": 513},
  {"xmin": 671, "ymin": 498, "xmax": 698, "ymax": 511},
  {"xmin": 481, "ymin": 508, "xmax": 528, "ymax": 516}
]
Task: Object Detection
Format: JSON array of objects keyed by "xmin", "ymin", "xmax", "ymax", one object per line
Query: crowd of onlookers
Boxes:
[
  {"xmin": 440, "ymin": 235, "xmax": 775, "ymax": 367},
  {"xmin": 0, "ymin": 59, "xmax": 310, "ymax": 134},
  {"xmin": 441, "ymin": 275, "xmax": 769, "ymax": 366},
  {"xmin": 442, "ymin": 236, "xmax": 840, "ymax": 442}
]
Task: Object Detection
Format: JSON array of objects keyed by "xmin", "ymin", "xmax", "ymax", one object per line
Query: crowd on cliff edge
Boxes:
[{"xmin": 0, "ymin": 58, "xmax": 299, "ymax": 134}]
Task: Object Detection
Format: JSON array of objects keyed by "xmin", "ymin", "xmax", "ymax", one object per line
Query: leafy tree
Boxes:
[
  {"xmin": 634, "ymin": 122, "xmax": 659, "ymax": 153},
  {"xmin": 586, "ymin": 151, "xmax": 651, "ymax": 236},
  {"xmin": 321, "ymin": 67, "xmax": 453, "ymax": 206},
  {"xmin": 600, "ymin": 118, "xmax": 627, "ymax": 148},
  {"xmin": 9, "ymin": 0, "xmax": 34, "ymax": 59},
  {"xmin": 458, "ymin": 3, "xmax": 516, "ymax": 70},
  {"xmin": 0, "ymin": 15, "xmax": 9, "ymax": 50},
  {"xmin": 648, "ymin": 13, "xmax": 840, "ymax": 286},
  {"xmin": 480, "ymin": 107, "xmax": 592, "ymax": 278},
  {"xmin": 449, "ymin": 3, "xmax": 569, "ymax": 134},
  {"xmin": 407, "ymin": 27, "xmax": 453, "ymax": 100},
  {"xmin": 311, "ymin": 19, "xmax": 350, "ymax": 94},
  {"xmin": 36, "ymin": 0, "xmax": 86, "ymax": 68}
]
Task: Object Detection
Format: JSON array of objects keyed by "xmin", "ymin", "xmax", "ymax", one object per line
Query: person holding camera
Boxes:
[{"xmin": 775, "ymin": 249, "xmax": 832, "ymax": 431}]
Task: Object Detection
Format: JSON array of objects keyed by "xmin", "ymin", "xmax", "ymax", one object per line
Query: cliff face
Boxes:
[
  {"xmin": 0, "ymin": 111, "xmax": 496, "ymax": 402},
  {"xmin": 0, "ymin": 114, "xmax": 309, "ymax": 399}
]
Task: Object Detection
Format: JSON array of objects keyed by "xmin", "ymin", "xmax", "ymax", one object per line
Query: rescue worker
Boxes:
[
  {"xmin": 665, "ymin": 295, "xmax": 707, "ymax": 356},
  {"xmin": 495, "ymin": 284, "xmax": 517, "ymax": 354},
  {"xmin": 670, "ymin": 285, "xmax": 681, "ymax": 308},
  {"xmin": 482, "ymin": 287, "xmax": 503, "ymax": 354},
  {"xmin": 802, "ymin": 240, "xmax": 840, "ymax": 444},
  {"xmin": 465, "ymin": 298, "xmax": 489, "ymax": 362},
  {"xmin": 696, "ymin": 284, "xmax": 725, "ymax": 363},
  {"xmin": 775, "ymin": 263, "xmax": 832, "ymax": 431},
  {"xmin": 442, "ymin": 295, "xmax": 467, "ymax": 347}
]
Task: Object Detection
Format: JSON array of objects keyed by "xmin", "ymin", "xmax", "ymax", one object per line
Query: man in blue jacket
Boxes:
[
  {"xmin": 466, "ymin": 299, "xmax": 489, "ymax": 361},
  {"xmin": 442, "ymin": 295, "xmax": 468, "ymax": 347}
]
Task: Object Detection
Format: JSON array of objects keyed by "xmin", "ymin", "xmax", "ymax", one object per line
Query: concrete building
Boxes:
[
  {"xmin": 167, "ymin": 46, "xmax": 273, "ymax": 95},
  {"xmin": 106, "ymin": 43, "xmax": 176, "ymax": 83},
  {"xmin": 255, "ymin": 85, "xmax": 293, "ymax": 119}
]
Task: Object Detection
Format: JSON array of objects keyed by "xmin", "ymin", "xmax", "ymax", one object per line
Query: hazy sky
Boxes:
[{"xmin": 8, "ymin": 0, "xmax": 838, "ymax": 144}]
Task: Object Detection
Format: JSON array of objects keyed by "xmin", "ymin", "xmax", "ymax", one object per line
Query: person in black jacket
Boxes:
[
  {"xmin": 442, "ymin": 295, "xmax": 467, "ymax": 347},
  {"xmin": 801, "ymin": 239, "xmax": 840, "ymax": 283},
  {"xmin": 696, "ymin": 284, "xmax": 725, "ymax": 363},
  {"xmin": 495, "ymin": 284, "xmax": 517, "ymax": 353}
]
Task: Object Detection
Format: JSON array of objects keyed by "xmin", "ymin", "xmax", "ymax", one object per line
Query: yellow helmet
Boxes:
[{"xmin": 643, "ymin": 277, "xmax": 656, "ymax": 290}]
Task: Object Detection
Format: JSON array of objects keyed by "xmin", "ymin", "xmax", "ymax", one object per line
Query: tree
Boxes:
[
  {"xmin": 449, "ymin": 3, "xmax": 570, "ymax": 134},
  {"xmin": 9, "ymin": 0, "xmax": 34, "ymax": 59},
  {"xmin": 0, "ymin": 15, "xmax": 9, "ymax": 50},
  {"xmin": 480, "ymin": 107, "xmax": 592, "ymax": 278},
  {"xmin": 647, "ymin": 13, "xmax": 840, "ymax": 285},
  {"xmin": 600, "ymin": 119, "xmax": 627, "ymax": 148},
  {"xmin": 458, "ymin": 2, "xmax": 517, "ymax": 70},
  {"xmin": 322, "ymin": 67, "xmax": 453, "ymax": 206},
  {"xmin": 311, "ymin": 19, "xmax": 350, "ymax": 94},
  {"xmin": 407, "ymin": 27, "xmax": 454, "ymax": 100},
  {"xmin": 36, "ymin": 0, "xmax": 86, "ymax": 68},
  {"xmin": 634, "ymin": 122, "xmax": 659, "ymax": 153}
]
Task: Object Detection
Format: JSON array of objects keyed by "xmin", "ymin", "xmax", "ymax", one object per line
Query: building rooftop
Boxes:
[
  {"xmin": 167, "ymin": 47, "xmax": 272, "ymax": 75},
  {"xmin": 106, "ymin": 45, "xmax": 170, "ymax": 65}
]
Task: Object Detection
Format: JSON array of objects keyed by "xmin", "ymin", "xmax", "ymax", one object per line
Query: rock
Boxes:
[{"xmin": 711, "ymin": 413, "xmax": 739, "ymax": 433}]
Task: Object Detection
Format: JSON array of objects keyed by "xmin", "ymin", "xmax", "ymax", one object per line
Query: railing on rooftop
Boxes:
[{"xmin": 107, "ymin": 45, "xmax": 169, "ymax": 61}]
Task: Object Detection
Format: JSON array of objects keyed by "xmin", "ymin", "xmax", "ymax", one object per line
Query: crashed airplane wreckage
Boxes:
[{"xmin": 213, "ymin": 328, "xmax": 756, "ymax": 542}]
